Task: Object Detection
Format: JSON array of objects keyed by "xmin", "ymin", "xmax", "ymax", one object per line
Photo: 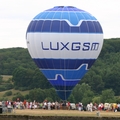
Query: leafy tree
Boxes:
[
  {"xmin": 68, "ymin": 94, "xmax": 75, "ymax": 103},
  {"xmin": 0, "ymin": 97, "xmax": 7, "ymax": 101},
  {"xmin": 3, "ymin": 91, "xmax": 12, "ymax": 97},
  {"xmin": 0, "ymin": 75, "xmax": 3, "ymax": 83},
  {"xmin": 12, "ymin": 66, "xmax": 52, "ymax": 90},
  {"xmin": 92, "ymin": 96, "xmax": 101, "ymax": 104},
  {"xmin": 28, "ymin": 88, "xmax": 60, "ymax": 102},
  {"xmin": 0, "ymin": 86, "xmax": 6, "ymax": 91},
  {"xmin": 0, "ymin": 47, "xmax": 37, "ymax": 75},
  {"xmin": 12, "ymin": 92, "xmax": 24, "ymax": 101},
  {"xmin": 44, "ymin": 88, "xmax": 59, "ymax": 101},
  {"xmin": 72, "ymin": 83, "xmax": 94, "ymax": 103},
  {"xmin": 90, "ymin": 75, "xmax": 104, "ymax": 94},
  {"xmin": 100, "ymin": 89, "xmax": 115, "ymax": 103},
  {"xmin": 30, "ymin": 69, "xmax": 52, "ymax": 89},
  {"xmin": 115, "ymin": 97, "xmax": 120, "ymax": 103},
  {"xmin": 29, "ymin": 88, "xmax": 46, "ymax": 102},
  {"xmin": 104, "ymin": 63, "xmax": 120, "ymax": 95},
  {"xmin": 12, "ymin": 67, "xmax": 34, "ymax": 88},
  {"xmin": 45, "ymin": 97, "xmax": 53, "ymax": 102},
  {"xmin": 81, "ymin": 71, "xmax": 104, "ymax": 94},
  {"xmin": 81, "ymin": 89, "xmax": 94, "ymax": 105}
]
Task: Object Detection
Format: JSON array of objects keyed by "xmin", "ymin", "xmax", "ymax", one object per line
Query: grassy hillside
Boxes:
[
  {"xmin": 1, "ymin": 75, "xmax": 12, "ymax": 81},
  {"xmin": 0, "ymin": 75, "xmax": 29, "ymax": 101},
  {"xmin": 0, "ymin": 89, "xmax": 29, "ymax": 101}
]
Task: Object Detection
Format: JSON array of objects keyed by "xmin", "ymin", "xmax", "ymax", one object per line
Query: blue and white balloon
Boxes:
[{"xmin": 26, "ymin": 6, "xmax": 103, "ymax": 100}]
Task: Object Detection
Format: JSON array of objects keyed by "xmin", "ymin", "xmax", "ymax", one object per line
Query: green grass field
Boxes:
[
  {"xmin": 4, "ymin": 109, "xmax": 120, "ymax": 117},
  {"xmin": 0, "ymin": 75, "xmax": 29, "ymax": 100},
  {"xmin": 1, "ymin": 75, "xmax": 12, "ymax": 81},
  {"xmin": 0, "ymin": 89, "xmax": 29, "ymax": 100}
]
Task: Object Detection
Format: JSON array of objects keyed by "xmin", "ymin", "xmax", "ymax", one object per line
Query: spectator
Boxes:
[
  {"xmin": 87, "ymin": 103, "xmax": 90, "ymax": 111},
  {"xmin": 78, "ymin": 102, "xmax": 83, "ymax": 111},
  {"xmin": 67, "ymin": 101, "xmax": 70, "ymax": 110},
  {"xmin": 47, "ymin": 102, "xmax": 51, "ymax": 110},
  {"xmin": 89, "ymin": 102, "xmax": 93, "ymax": 112},
  {"xmin": 0, "ymin": 101, "xmax": 2, "ymax": 107},
  {"xmin": 55, "ymin": 101, "xmax": 59, "ymax": 110}
]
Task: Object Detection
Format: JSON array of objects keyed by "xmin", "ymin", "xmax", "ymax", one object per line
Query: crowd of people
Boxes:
[
  {"xmin": 0, "ymin": 100, "xmax": 62, "ymax": 110},
  {"xmin": 0, "ymin": 100, "xmax": 120, "ymax": 112},
  {"xmin": 78, "ymin": 102, "xmax": 120, "ymax": 112}
]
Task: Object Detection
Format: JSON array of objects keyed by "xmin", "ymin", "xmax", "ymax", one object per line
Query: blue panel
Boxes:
[
  {"xmin": 76, "ymin": 12, "xmax": 86, "ymax": 20},
  {"xmin": 36, "ymin": 12, "xmax": 49, "ymax": 19},
  {"xmin": 87, "ymin": 13, "xmax": 97, "ymax": 20},
  {"xmin": 71, "ymin": 27, "xmax": 80, "ymax": 32},
  {"xmin": 49, "ymin": 75, "xmax": 79, "ymax": 86},
  {"xmin": 27, "ymin": 20, "xmax": 103, "ymax": 33},
  {"xmin": 82, "ymin": 13, "xmax": 91, "ymax": 20},
  {"xmin": 46, "ymin": 12, "xmax": 55, "ymax": 19},
  {"xmin": 58, "ymin": 8, "xmax": 63, "ymax": 11},
  {"xmin": 80, "ymin": 21, "xmax": 89, "ymax": 33},
  {"xmin": 29, "ymin": 21, "xmax": 37, "ymax": 32},
  {"xmin": 54, "ymin": 86, "xmax": 75, "ymax": 91},
  {"xmin": 42, "ymin": 20, "xmax": 51, "ymax": 32},
  {"xmin": 62, "ymin": 7, "xmax": 69, "ymax": 11},
  {"xmin": 53, "ymin": 12, "xmax": 62, "ymax": 19},
  {"xmin": 69, "ymin": 12, "xmax": 79, "ymax": 25},
  {"xmin": 34, "ymin": 20, "xmax": 43, "ymax": 32},
  {"xmin": 87, "ymin": 21, "xmax": 95, "ymax": 33},
  {"xmin": 33, "ymin": 59, "xmax": 96, "ymax": 69},
  {"xmin": 46, "ymin": 6, "xmax": 84, "ymax": 12},
  {"xmin": 61, "ymin": 12, "xmax": 69, "ymax": 20},
  {"xmin": 34, "ymin": 12, "xmax": 44, "ymax": 19},
  {"xmin": 56, "ymin": 90, "xmax": 72, "ymax": 100},
  {"xmin": 61, "ymin": 21, "xmax": 70, "ymax": 32},
  {"xmin": 95, "ymin": 21, "xmax": 103, "ymax": 33},
  {"xmin": 41, "ymin": 64, "xmax": 87, "ymax": 79},
  {"xmin": 51, "ymin": 21, "xmax": 60, "ymax": 32}
]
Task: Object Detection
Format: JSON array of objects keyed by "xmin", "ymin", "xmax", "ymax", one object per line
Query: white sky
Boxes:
[{"xmin": 0, "ymin": 0, "xmax": 120, "ymax": 49}]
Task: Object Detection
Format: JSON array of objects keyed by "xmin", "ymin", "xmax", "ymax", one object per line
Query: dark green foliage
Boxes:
[
  {"xmin": 0, "ymin": 47, "xmax": 36, "ymax": 75},
  {"xmin": 12, "ymin": 66, "xmax": 52, "ymax": 90},
  {"xmin": 12, "ymin": 92, "xmax": 24, "ymax": 101},
  {"xmin": 100, "ymin": 89, "xmax": 115, "ymax": 103},
  {"xmin": 12, "ymin": 66, "xmax": 34, "ymax": 88},
  {"xmin": 81, "ymin": 38, "xmax": 120, "ymax": 95},
  {"xmin": 104, "ymin": 63, "xmax": 120, "ymax": 95},
  {"xmin": 3, "ymin": 91, "xmax": 12, "ymax": 97},
  {"xmin": 0, "ymin": 83, "xmax": 13, "ymax": 92},
  {"xmin": 68, "ymin": 94, "xmax": 76, "ymax": 103},
  {"xmin": 4, "ymin": 83, "xmax": 14, "ymax": 89},
  {"xmin": 28, "ymin": 88, "xmax": 60, "ymax": 102},
  {"xmin": 0, "ymin": 86, "xmax": 6, "ymax": 91},
  {"xmin": 0, "ymin": 75, "xmax": 3, "ymax": 82},
  {"xmin": 29, "ymin": 69, "xmax": 52, "ymax": 89},
  {"xmin": 72, "ymin": 83, "xmax": 94, "ymax": 104}
]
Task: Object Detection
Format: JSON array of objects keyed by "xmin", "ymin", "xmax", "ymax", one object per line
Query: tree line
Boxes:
[{"xmin": 0, "ymin": 38, "xmax": 120, "ymax": 104}]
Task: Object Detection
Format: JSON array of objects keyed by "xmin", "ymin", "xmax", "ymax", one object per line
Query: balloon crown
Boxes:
[{"xmin": 54, "ymin": 6, "xmax": 75, "ymax": 8}]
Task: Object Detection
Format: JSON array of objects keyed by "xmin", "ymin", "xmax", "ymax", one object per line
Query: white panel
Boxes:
[{"xmin": 26, "ymin": 33, "xmax": 103, "ymax": 59}]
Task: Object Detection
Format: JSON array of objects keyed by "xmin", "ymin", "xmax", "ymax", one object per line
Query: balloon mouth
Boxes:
[{"xmin": 54, "ymin": 6, "xmax": 75, "ymax": 8}]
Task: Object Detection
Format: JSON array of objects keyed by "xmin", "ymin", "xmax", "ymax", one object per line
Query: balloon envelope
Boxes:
[{"xmin": 26, "ymin": 6, "xmax": 103, "ymax": 100}]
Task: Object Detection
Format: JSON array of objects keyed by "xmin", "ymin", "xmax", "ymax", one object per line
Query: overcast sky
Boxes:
[{"xmin": 0, "ymin": 0, "xmax": 120, "ymax": 49}]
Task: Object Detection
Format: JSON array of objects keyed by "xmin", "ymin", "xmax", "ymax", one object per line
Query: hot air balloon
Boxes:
[{"xmin": 26, "ymin": 6, "xmax": 103, "ymax": 100}]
